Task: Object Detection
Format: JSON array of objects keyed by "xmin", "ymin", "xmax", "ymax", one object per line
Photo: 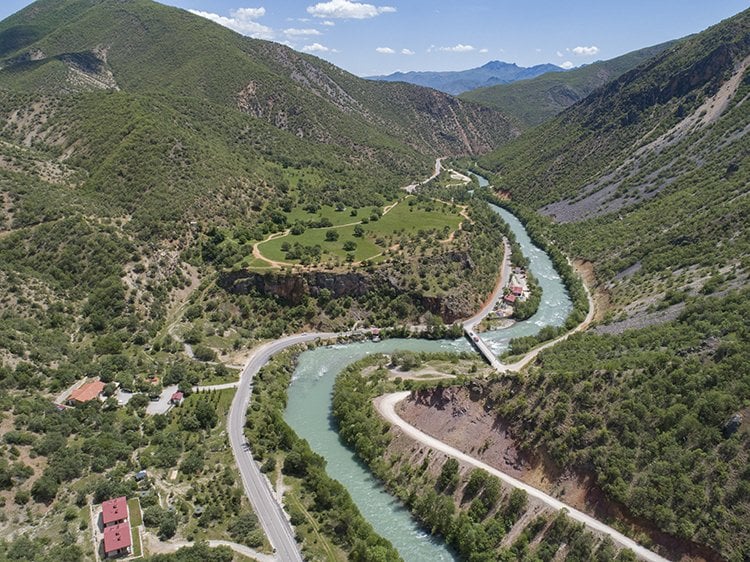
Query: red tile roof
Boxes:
[
  {"xmin": 103, "ymin": 522, "xmax": 132, "ymax": 554},
  {"xmin": 510, "ymin": 285, "xmax": 523, "ymax": 295},
  {"xmin": 69, "ymin": 380, "xmax": 105, "ymax": 404},
  {"xmin": 102, "ymin": 496, "xmax": 128, "ymax": 526},
  {"xmin": 504, "ymin": 293, "xmax": 517, "ymax": 303},
  {"xmin": 171, "ymin": 391, "xmax": 184, "ymax": 402}
]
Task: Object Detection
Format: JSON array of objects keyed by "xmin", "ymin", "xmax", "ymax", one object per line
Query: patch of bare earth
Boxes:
[
  {"xmin": 384, "ymin": 417, "xmax": 554, "ymax": 551},
  {"xmin": 398, "ymin": 385, "xmax": 723, "ymax": 562},
  {"xmin": 572, "ymin": 259, "xmax": 610, "ymax": 323}
]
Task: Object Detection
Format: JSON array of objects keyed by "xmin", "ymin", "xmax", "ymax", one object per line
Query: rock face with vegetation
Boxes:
[
  {"xmin": 332, "ymin": 354, "xmax": 641, "ymax": 562},
  {"xmin": 401, "ymin": 290, "xmax": 750, "ymax": 561}
]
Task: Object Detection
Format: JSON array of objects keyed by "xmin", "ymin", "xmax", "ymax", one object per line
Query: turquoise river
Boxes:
[{"xmin": 284, "ymin": 198, "xmax": 572, "ymax": 561}]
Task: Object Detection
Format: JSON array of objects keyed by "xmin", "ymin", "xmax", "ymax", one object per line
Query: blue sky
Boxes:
[{"xmin": 1, "ymin": 0, "xmax": 747, "ymax": 76}]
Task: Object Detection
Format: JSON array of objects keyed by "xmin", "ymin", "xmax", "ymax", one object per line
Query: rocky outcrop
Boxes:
[
  {"xmin": 218, "ymin": 269, "xmax": 371, "ymax": 305},
  {"xmin": 217, "ymin": 268, "xmax": 474, "ymax": 323}
]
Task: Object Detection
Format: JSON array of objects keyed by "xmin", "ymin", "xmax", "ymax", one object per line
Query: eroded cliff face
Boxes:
[{"xmin": 218, "ymin": 267, "xmax": 475, "ymax": 323}]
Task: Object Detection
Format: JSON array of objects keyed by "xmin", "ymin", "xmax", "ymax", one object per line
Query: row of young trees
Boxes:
[{"xmin": 243, "ymin": 349, "xmax": 403, "ymax": 561}]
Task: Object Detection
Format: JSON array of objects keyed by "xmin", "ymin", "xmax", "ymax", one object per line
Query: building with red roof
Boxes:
[
  {"xmin": 103, "ymin": 522, "xmax": 132, "ymax": 558},
  {"xmin": 510, "ymin": 285, "xmax": 524, "ymax": 296},
  {"xmin": 170, "ymin": 391, "xmax": 184, "ymax": 406},
  {"xmin": 67, "ymin": 380, "xmax": 105, "ymax": 405},
  {"xmin": 503, "ymin": 293, "xmax": 517, "ymax": 304},
  {"xmin": 101, "ymin": 496, "xmax": 129, "ymax": 528}
]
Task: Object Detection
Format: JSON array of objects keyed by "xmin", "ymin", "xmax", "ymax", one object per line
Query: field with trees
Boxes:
[{"xmin": 253, "ymin": 196, "xmax": 463, "ymax": 267}]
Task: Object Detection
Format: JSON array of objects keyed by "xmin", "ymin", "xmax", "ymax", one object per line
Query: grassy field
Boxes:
[
  {"xmin": 256, "ymin": 197, "xmax": 463, "ymax": 266},
  {"xmin": 128, "ymin": 497, "xmax": 143, "ymax": 526},
  {"xmin": 284, "ymin": 203, "xmax": 366, "ymax": 227},
  {"xmin": 258, "ymin": 224, "xmax": 383, "ymax": 263},
  {"xmin": 131, "ymin": 527, "xmax": 142, "ymax": 557}
]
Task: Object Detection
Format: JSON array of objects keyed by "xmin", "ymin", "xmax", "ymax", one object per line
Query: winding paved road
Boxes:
[
  {"xmin": 227, "ymin": 332, "xmax": 336, "ymax": 562},
  {"xmin": 376, "ymin": 392, "xmax": 670, "ymax": 562}
]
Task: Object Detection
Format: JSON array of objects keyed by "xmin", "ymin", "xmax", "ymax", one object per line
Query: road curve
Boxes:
[
  {"xmin": 503, "ymin": 269, "xmax": 596, "ymax": 372},
  {"xmin": 376, "ymin": 392, "xmax": 671, "ymax": 562},
  {"xmin": 143, "ymin": 534, "xmax": 276, "ymax": 562},
  {"xmin": 228, "ymin": 332, "xmax": 336, "ymax": 562}
]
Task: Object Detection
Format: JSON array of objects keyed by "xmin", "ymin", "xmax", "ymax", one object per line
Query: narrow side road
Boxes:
[
  {"xmin": 375, "ymin": 392, "xmax": 671, "ymax": 562},
  {"xmin": 142, "ymin": 533, "xmax": 276, "ymax": 562},
  {"xmin": 503, "ymin": 273, "xmax": 596, "ymax": 372},
  {"xmin": 462, "ymin": 237, "xmax": 511, "ymax": 330}
]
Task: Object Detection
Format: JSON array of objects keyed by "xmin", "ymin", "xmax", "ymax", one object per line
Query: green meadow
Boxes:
[{"xmin": 255, "ymin": 197, "xmax": 463, "ymax": 266}]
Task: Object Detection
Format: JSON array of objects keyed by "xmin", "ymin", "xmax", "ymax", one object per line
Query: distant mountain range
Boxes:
[
  {"xmin": 461, "ymin": 42, "xmax": 675, "ymax": 127},
  {"xmin": 367, "ymin": 60, "xmax": 563, "ymax": 95}
]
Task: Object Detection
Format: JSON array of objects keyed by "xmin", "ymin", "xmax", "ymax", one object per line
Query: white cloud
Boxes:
[
  {"xmin": 235, "ymin": 7, "xmax": 266, "ymax": 19},
  {"xmin": 322, "ymin": 20, "xmax": 336, "ymax": 26},
  {"xmin": 307, "ymin": 0, "xmax": 395, "ymax": 19},
  {"xmin": 284, "ymin": 28, "xmax": 321, "ymax": 36},
  {"xmin": 561, "ymin": 61, "xmax": 574, "ymax": 69},
  {"xmin": 535, "ymin": 48, "xmax": 542, "ymax": 53},
  {"xmin": 437, "ymin": 44, "xmax": 475, "ymax": 53},
  {"xmin": 479, "ymin": 48, "xmax": 488, "ymax": 54},
  {"xmin": 302, "ymin": 42, "xmax": 337, "ymax": 52},
  {"xmin": 376, "ymin": 47, "xmax": 396, "ymax": 54},
  {"xmin": 189, "ymin": 7, "xmax": 274, "ymax": 40},
  {"xmin": 556, "ymin": 50, "xmax": 564, "ymax": 58},
  {"xmin": 572, "ymin": 45, "xmax": 599, "ymax": 56},
  {"xmin": 401, "ymin": 48, "xmax": 415, "ymax": 55}
]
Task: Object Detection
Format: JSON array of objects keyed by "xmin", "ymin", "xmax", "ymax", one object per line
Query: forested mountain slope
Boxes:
[
  {"xmin": 0, "ymin": 0, "xmax": 517, "ymax": 357},
  {"xmin": 0, "ymin": 2, "xmax": 516, "ymax": 555},
  {"xmin": 444, "ymin": 10, "xmax": 750, "ymax": 560},
  {"xmin": 461, "ymin": 42, "xmax": 674, "ymax": 127},
  {"xmin": 0, "ymin": 0, "xmax": 514, "ymax": 238},
  {"xmin": 479, "ymin": 8, "xmax": 749, "ymax": 324}
]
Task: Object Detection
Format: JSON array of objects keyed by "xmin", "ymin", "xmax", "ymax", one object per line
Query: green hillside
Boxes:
[
  {"xmin": 461, "ymin": 42, "xmax": 674, "ymax": 127},
  {"xmin": 478, "ymin": 8, "xmax": 749, "ymax": 319},
  {"xmin": 458, "ymin": 9, "xmax": 750, "ymax": 560},
  {"xmin": 0, "ymin": 3, "xmax": 517, "ymax": 556},
  {"xmin": 0, "ymin": 0, "xmax": 517, "ymax": 340}
]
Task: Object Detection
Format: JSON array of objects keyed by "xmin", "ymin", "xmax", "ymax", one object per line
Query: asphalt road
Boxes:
[
  {"xmin": 462, "ymin": 237, "xmax": 511, "ymax": 331},
  {"xmin": 227, "ymin": 332, "xmax": 336, "ymax": 562},
  {"xmin": 376, "ymin": 392, "xmax": 671, "ymax": 562}
]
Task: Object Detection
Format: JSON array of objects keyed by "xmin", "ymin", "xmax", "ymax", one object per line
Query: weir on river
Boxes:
[{"xmin": 284, "ymin": 196, "xmax": 572, "ymax": 561}]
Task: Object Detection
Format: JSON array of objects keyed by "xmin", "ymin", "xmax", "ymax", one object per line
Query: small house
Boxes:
[
  {"xmin": 103, "ymin": 522, "xmax": 132, "ymax": 558},
  {"xmin": 503, "ymin": 293, "xmax": 517, "ymax": 304},
  {"xmin": 134, "ymin": 470, "xmax": 147, "ymax": 482},
  {"xmin": 170, "ymin": 391, "xmax": 184, "ymax": 406},
  {"xmin": 67, "ymin": 380, "xmax": 105, "ymax": 406},
  {"xmin": 101, "ymin": 496, "xmax": 129, "ymax": 528},
  {"xmin": 510, "ymin": 285, "xmax": 524, "ymax": 296}
]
